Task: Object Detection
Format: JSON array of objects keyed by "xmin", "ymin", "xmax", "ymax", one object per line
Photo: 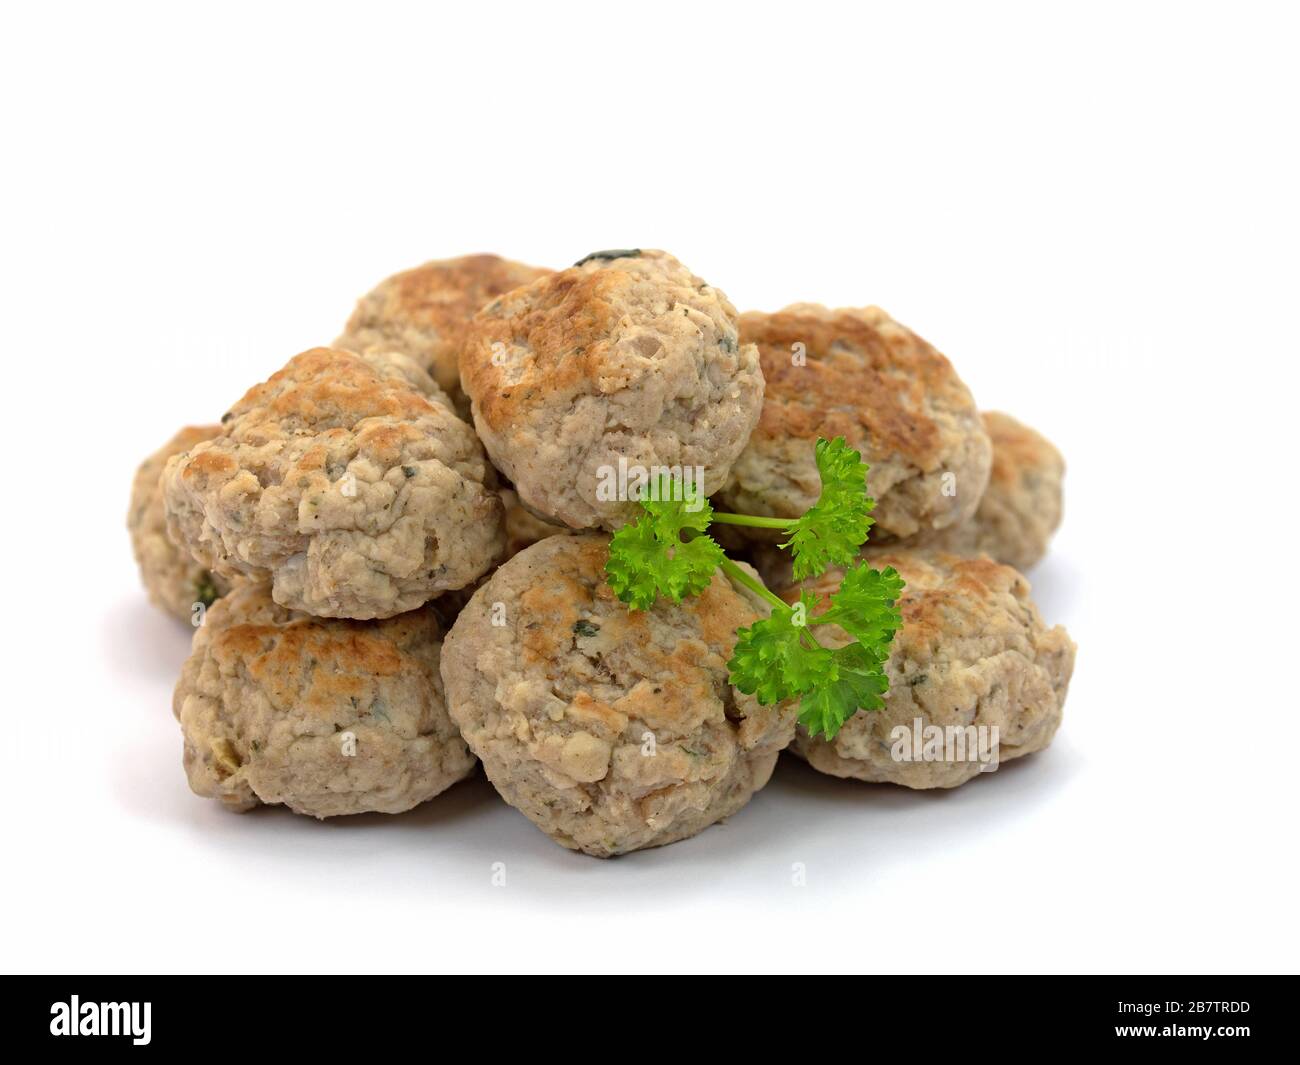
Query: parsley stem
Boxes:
[
  {"xmin": 718, "ymin": 556, "xmax": 788, "ymax": 612},
  {"xmin": 709, "ymin": 512, "xmax": 795, "ymax": 529},
  {"xmin": 718, "ymin": 557, "xmax": 825, "ymax": 647}
]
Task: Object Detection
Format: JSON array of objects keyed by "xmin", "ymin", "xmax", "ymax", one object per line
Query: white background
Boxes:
[{"xmin": 2, "ymin": 0, "xmax": 1296, "ymax": 975}]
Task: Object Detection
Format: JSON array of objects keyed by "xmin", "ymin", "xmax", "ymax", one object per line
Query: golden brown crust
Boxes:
[
  {"xmin": 458, "ymin": 250, "xmax": 764, "ymax": 530},
  {"xmin": 718, "ymin": 304, "xmax": 991, "ymax": 541},
  {"xmin": 504, "ymin": 538, "xmax": 759, "ymax": 724},
  {"xmin": 463, "ymin": 266, "xmax": 641, "ymax": 432},
  {"xmin": 220, "ymin": 615, "xmax": 405, "ymax": 701},
  {"xmin": 162, "ymin": 348, "xmax": 503, "ymax": 619},
  {"xmin": 983, "ymin": 410, "xmax": 1064, "ymax": 491},
  {"xmin": 862, "ymin": 551, "xmax": 1023, "ymax": 643},
  {"xmin": 785, "ymin": 551, "xmax": 1000, "ymax": 625},
  {"xmin": 786, "ymin": 551, "xmax": 1037, "ymax": 656},
  {"xmin": 239, "ymin": 346, "xmax": 435, "ymax": 426},
  {"xmin": 336, "ymin": 254, "xmax": 552, "ymax": 406},
  {"xmin": 744, "ymin": 306, "xmax": 951, "ymax": 465},
  {"xmin": 173, "ymin": 583, "xmax": 475, "ymax": 817},
  {"xmin": 440, "ymin": 534, "xmax": 797, "ymax": 855}
]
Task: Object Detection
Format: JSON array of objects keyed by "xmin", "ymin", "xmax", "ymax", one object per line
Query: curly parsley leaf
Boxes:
[
  {"xmin": 812, "ymin": 562, "xmax": 905, "ymax": 646},
  {"xmin": 728, "ymin": 593, "xmax": 836, "ymax": 704},
  {"xmin": 605, "ymin": 474, "xmax": 725, "ymax": 610},
  {"xmin": 780, "ymin": 437, "xmax": 876, "ymax": 581},
  {"xmin": 799, "ymin": 561, "xmax": 904, "ymax": 737},
  {"xmin": 799, "ymin": 641, "xmax": 892, "ymax": 739},
  {"xmin": 727, "ymin": 562, "xmax": 904, "ymax": 740},
  {"xmin": 603, "ymin": 438, "xmax": 903, "ymax": 738}
]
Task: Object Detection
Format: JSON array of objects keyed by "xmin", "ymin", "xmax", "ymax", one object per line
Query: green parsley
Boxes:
[
  {"xmin": 574, "ymin": 249, "xmax": 642, "ymax": 266},
  {"xmin": 728, "ymin": 564, "xmax": 903, "ymax": 739},
  {"xmin": 604, "ymin": 438, "xmax": 904, "ymax": 739},
  {"xmin": 603, "ymin": 474, "xmax": 724, "ymax": 609},
  {"xmin": 193, "ymin": 572, "xmax": 219, "ymax": 609}
]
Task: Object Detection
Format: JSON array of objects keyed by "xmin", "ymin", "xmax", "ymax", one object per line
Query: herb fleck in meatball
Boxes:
[
  {"xmin": 717, "ymin": 304, "xmax": 991, "ymax": 543},
  {"xmin": 781, "ymin": 551, "xmax": 1074, "ymax": 789},
  {"xmin": 440, "ymin": 534, "xmax": 796, "ymax": 856},
  {"xmin": 336, "ymin": 253, "xmax": 552, "ymax": 414},
  {"xmin": 128, "ymin": 424, "xmax": 236, "ymax": 621},
  {"xmin": 162, "ymin": 348, "xmax": 504, "ymax": 619},
  {"xmin": 174, "ymin": 583, "xmax": 475, "ymax": 817},
  {"xmin": 459, "ymin": 250, "xmax": 765, "ymax": 530}
]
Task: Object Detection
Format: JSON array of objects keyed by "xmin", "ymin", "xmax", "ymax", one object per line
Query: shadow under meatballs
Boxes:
[
  {"xmin": 467, "ymin": 740, "xmax": 1084, "ymax": 910},
  {"xmin": 757, "ymin": 742, "xmax": 1082, "ymax": 870},
  {"xmin": 114, "ymin": 686, "xmax": 1081, "ymax": 910},
  {"xmin": 312, "ymin": 767, "xmax": 498, "ymax": 833},
  {"xmin": 122, "ymin": 767, "xmax": 541, "ymax": 902}
]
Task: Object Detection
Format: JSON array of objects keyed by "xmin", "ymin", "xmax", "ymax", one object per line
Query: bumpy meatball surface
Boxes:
[
  {"xmin": 750, "ymin": 411, "xmax": 1066, "ymax": 588},
  {"xmin": 920, "ymin": 412, "xmax": 1064, "ymax": 571},
  {"xmin": 129, "ymin": 424, "xmax": 236, "ymax": 621},
  {"xmin": 716, "ymin": 304, "xmax": 991, "ymax": 542},
  {"xmin": 162, "ymin": 348, "xmax": 504, "ymax": 619},
  {"xmin": 782, "ymin": 550, "xmax": 1074, "ymax": 789},
  {"xmin": 173, "ymin": 583, "xmax": 475, "ymax": 817},
  {"xmin": 459, "ymin": 250, "xmax": 765, "ymax": 530},
  {"xmin": 336, "ymin": 253, "xmax": 552, "ymax": 413},
  {"xmin": 440, "ymin": 534, "xmax": 796, "ymax": 856}
]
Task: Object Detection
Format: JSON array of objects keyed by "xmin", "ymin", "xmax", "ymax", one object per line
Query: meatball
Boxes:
[
  {"xmin": 440, "ymin": 534, "xmax": 797, "ymax": 857},
  {"xmin": 499, "ymin": 486, "xmax": 568, "ymax": 560},
  {"xmin": 749, "ymin": 411, "xmax": 1066, "ymax": 588},
  {"xmin": 128, "ymin": 424, "xmax": 237, "ymax": 621},
  {"xmin": 919, "ymin": 412, "xmax": 1064, "ymax": 571},
  {"xmin": 336, "ymin": 253, "xmax": 552, "ymax": 414},
  {"xmin": 173, "ymin": 582, "xmax": 475, "ymax": 817},
  {"xmin": 715, "ymin": 304, "xmax": 992, "ymax": 542},
  {"xmin": 162, "ymin": 348, "xmax": 505, "ymax": 620},
  {"xmin": 424, "ymin": 486, "xmax": 568, "ymax": 633},
  {"xmin": 781, "ymin": 550, "xmax": 1074, "ymax": 788},
  {"xmin": 425, "ymin": 489, "xmax": 571, "ymax": 632},
  {"xmin": 459, "ymin": 249, "xmax": 765, "ymax": 530}
]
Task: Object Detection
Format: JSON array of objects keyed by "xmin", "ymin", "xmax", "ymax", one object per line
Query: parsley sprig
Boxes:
[
  {"xmin": 603, "ymin": 474, "xmax": 724, "ymax": 609},
  {"xmin": 604, "ymin": 438, "xmax": 904, "ymax": 739}
]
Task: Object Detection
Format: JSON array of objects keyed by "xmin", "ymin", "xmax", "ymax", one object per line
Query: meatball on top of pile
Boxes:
[
  {"xmin": 782, "ymin": 550, "xmax": 1075, "ymax": 789},
  {"xmin": 440, "ymin": 534, "xmax": 796, "ymax": 857},
  {"xmin": 162, "ymin": 347, "xmax": 505, "ymax": 620},
  {"xmin": 336, "ymin": 253, "xmax": 552, "ymax": 413},
  {"xmin": 459, "ymin": 249, "xmax": 765, "ymax": 530},
  {"xmin": 174, "ymin": 583, "xmax": 474, "ymax": 817},
  {"xmin": 716, "ymin": 304, "xmax": 992, "ymax": 542},
  {"xmin": 922, "ymin": 411, "xmax": 1064, "ymax": 571},
  {"xmin": 128, "ymin": 424, "xmax": 235, "ymax": 622}
]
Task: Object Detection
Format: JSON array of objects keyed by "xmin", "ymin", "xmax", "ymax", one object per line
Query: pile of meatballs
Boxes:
[{"xmin": 128, "ymin": 250, "xmax": 1076, "ymax": 857}]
